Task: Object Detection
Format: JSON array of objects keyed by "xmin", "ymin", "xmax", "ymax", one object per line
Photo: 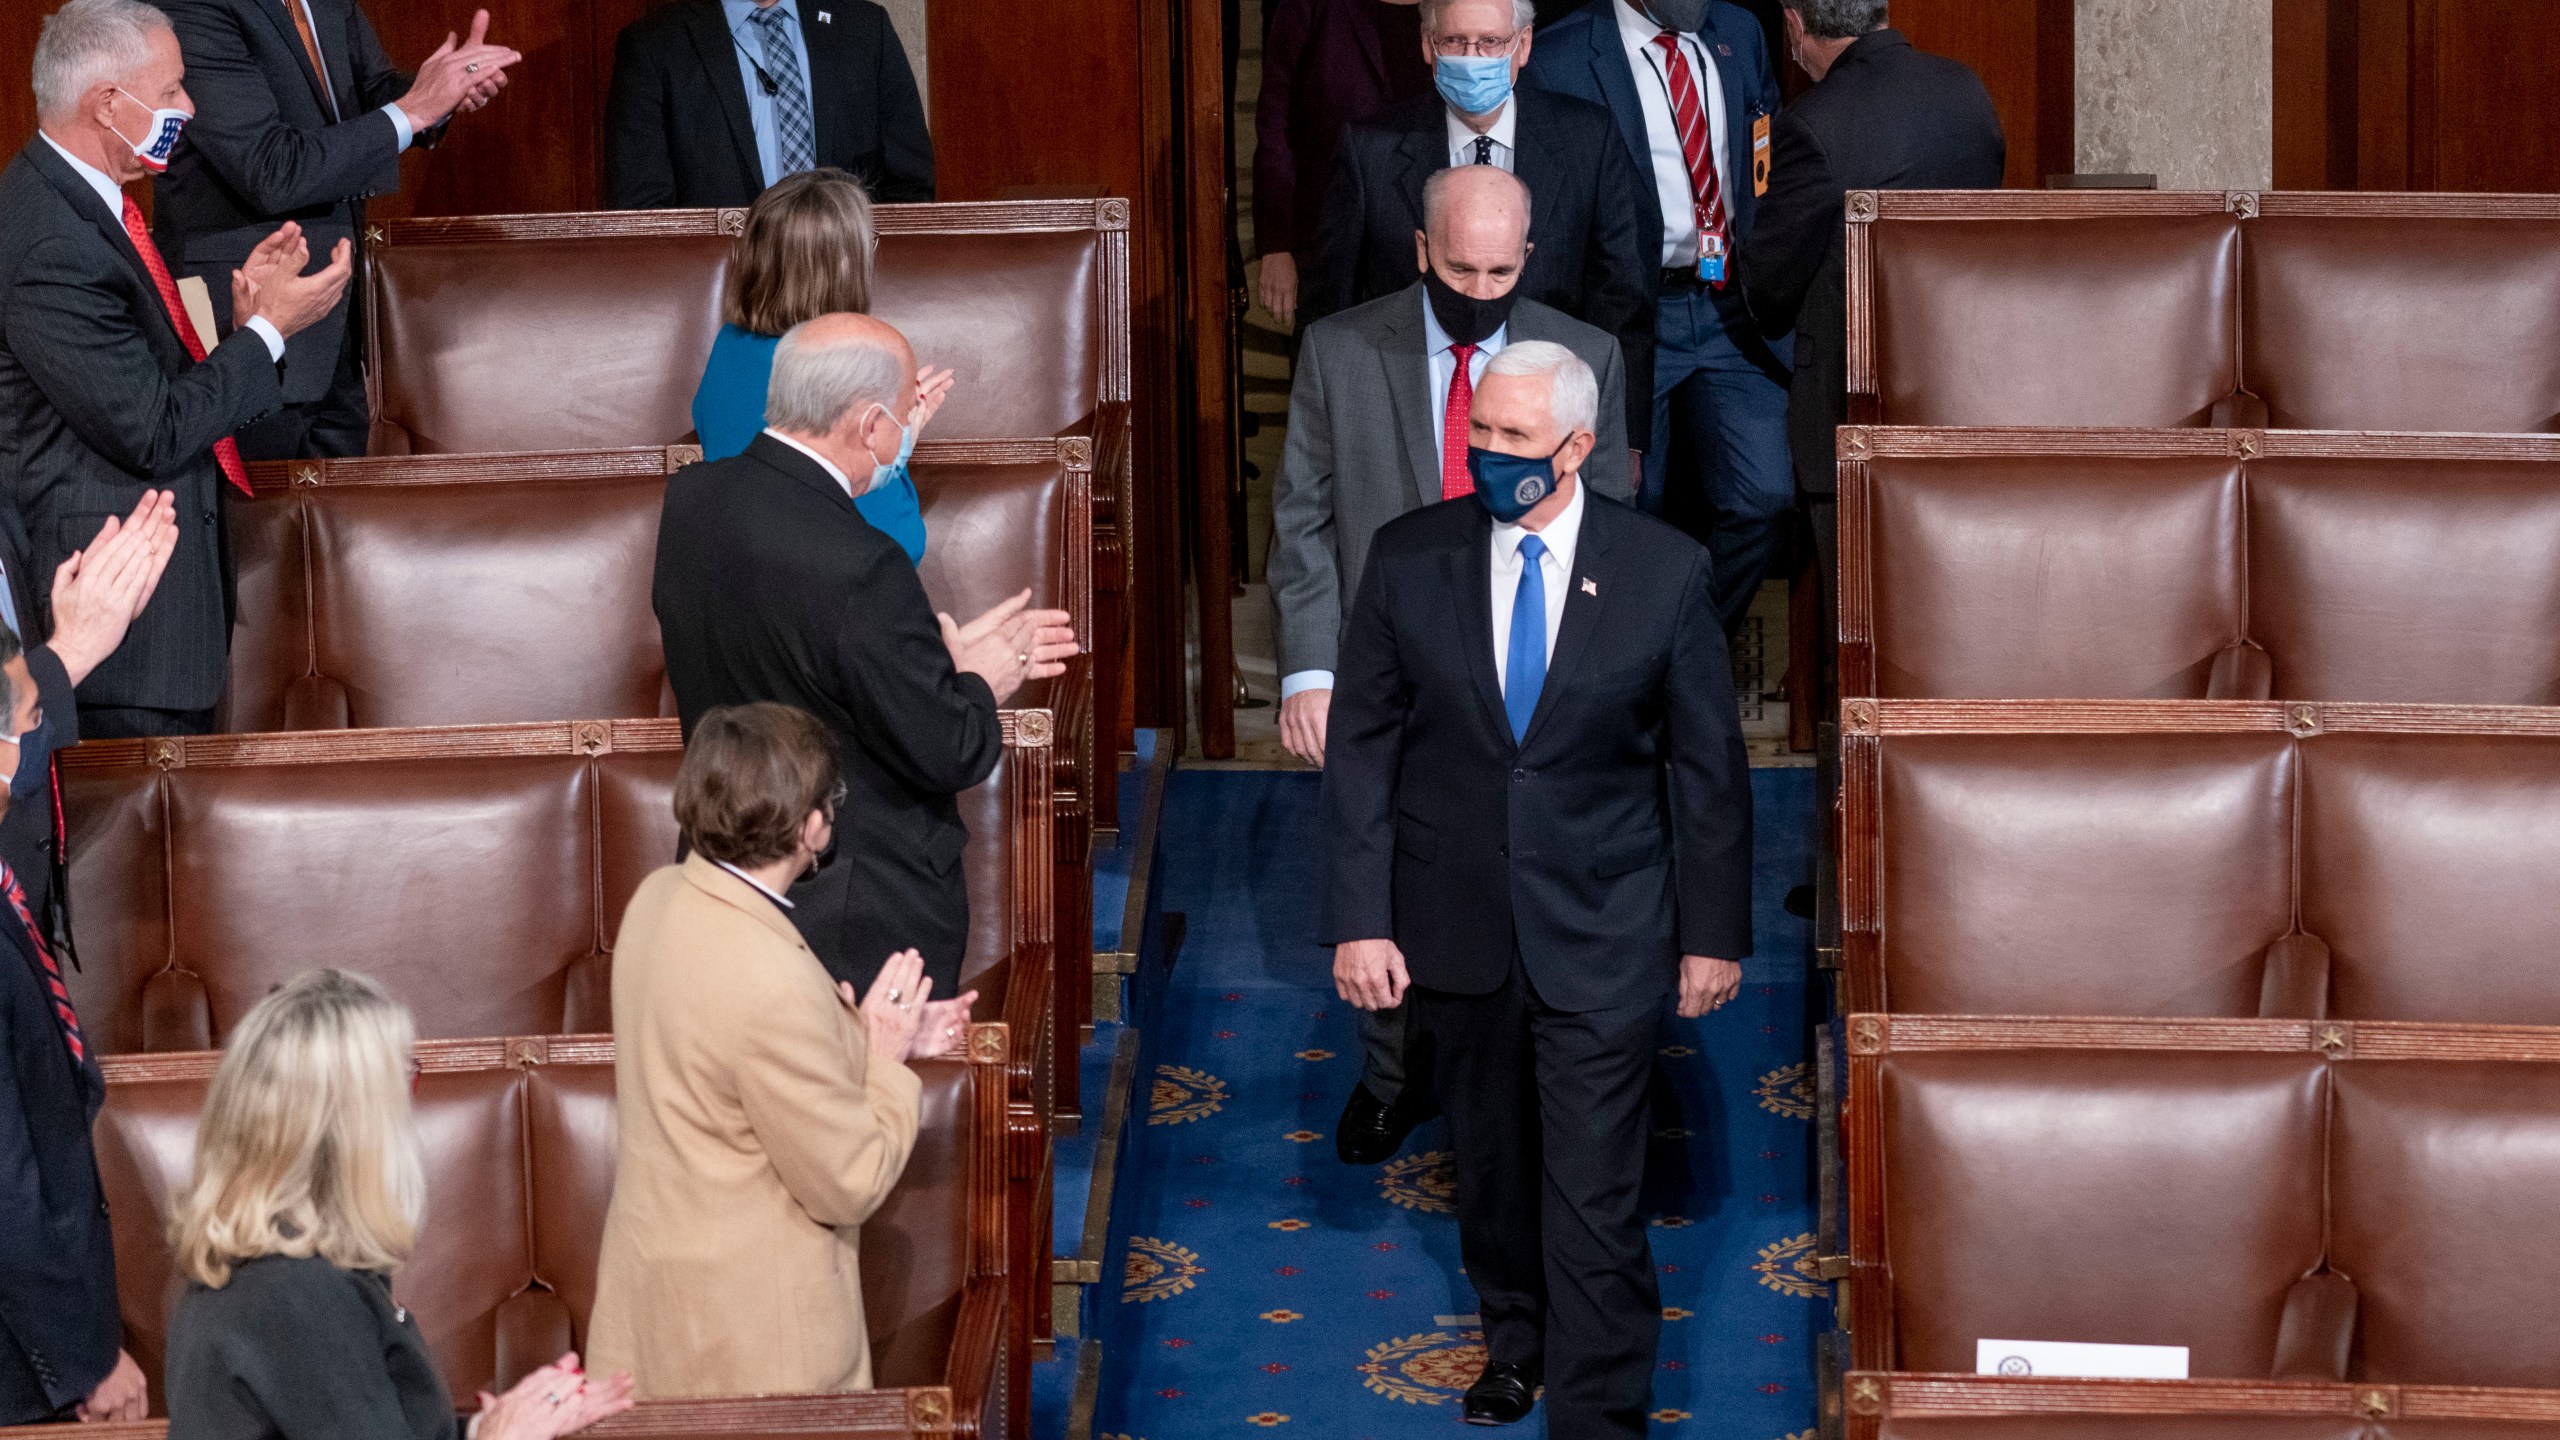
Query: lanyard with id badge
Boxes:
[{"xmin": 1700, "ymin": 111, "xmax": 1773, "ymax": 285}]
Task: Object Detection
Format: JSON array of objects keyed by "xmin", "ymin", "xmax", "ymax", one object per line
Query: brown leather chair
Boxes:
[
  {"xmin": 1872, "ymin": 1048, "xmax": 2328, "ymax": 1378},
  {"xmin": 2247, "ymin": 457, "xmax": 2560, "ymax": 705},
  {"xmin": 2242, "ymin": 214, "xmax": 2560, "ymax": 433},
  {"xmin": 1845, "ymin": 1370, "xmax": 2560, "ymax": 1440},
  {"xmin": 1863, "ymin": 212, "xmax": 2241, "ymax": 427},
  {"xmin": 1870, "ymin": 733, "xmax": 2296, "ymax": 1017},
  {"xmin": 2329, "ymin": 1059, "xmax": 2560, "ymax": 1388},
  {"xmin": 2298, "ymin": 733, "xmax": 2560, "ymax": 1024},
  {"xmin": 1880, "ymin": 1420, "xmax": 2368, "ymax": 1440},
  {"xmin": 1853, "ymin": 454, "xmax": 2249, "ymax": 699},
  {"xmin": 82, "ymin": 1038, "xmax": 1008, "ymax": 1433}
]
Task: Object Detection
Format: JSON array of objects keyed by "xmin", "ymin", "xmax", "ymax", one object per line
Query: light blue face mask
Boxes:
[
  {"xmin": 1434, "ymin": 52, "xmax": 1515, "ymax": 116},
  {"xmin": 857, "ymin": 404, "xmax": 929, "ymax": 566},
  {"xmin": 867, "ymin": 403, "xmax": 917, "ymax": 492}
]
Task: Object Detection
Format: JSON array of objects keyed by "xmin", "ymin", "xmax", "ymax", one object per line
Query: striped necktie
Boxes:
[
  {"xmin": 1650, "ymin": 31, "xmax": 1729, "ymax": 287},
  {"xmin": 1, "ymin": 859, "xmax": 84, "ymax": 1066},
  {"xmin": 749, "ymin": 6, "xmax": 818, "ymax": 178}
]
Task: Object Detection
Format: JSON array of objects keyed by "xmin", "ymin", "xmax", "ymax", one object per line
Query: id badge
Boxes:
[
  {"xmin": 1697, "ymin": 233, "xmax": 1726, "ymax": 285},
  {"xmin": 1752, "ymin": 112, "xmax": 1772, "ymax": 195}
]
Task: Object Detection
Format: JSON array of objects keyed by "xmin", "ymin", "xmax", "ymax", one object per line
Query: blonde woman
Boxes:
[
  {"xmin": 162, "ymin": 971, "xmax": 634, "ymax": 1440},
  {"xmin": 587, "ymin": 702, "xmax": 973, "ymax": 1398}
]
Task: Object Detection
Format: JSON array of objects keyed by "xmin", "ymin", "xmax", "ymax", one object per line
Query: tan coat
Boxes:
[{"xmin": 587, "ymin": 856, "xmax": 922, "ymax": 1398}]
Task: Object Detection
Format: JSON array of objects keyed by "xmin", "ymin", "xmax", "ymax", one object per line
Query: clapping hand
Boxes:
[
  {"xmin": 232, "ymin": 223, "xmax": 353, "ymax": 340},
  {"xmin": 843, "ymin": 952, "xmax": 981, "ymax": 1062},
  {"xmin": 938, "ymin": 588, "xmax": 1078, "ymax": 704},
  {"xmin": 399, "ymin": 11, "xmax": 522, "ymax": 130},
  {"xmin": 471, "ymin": 1353, "xmax": 633, "ymax": 1440},
  {"xmin": 911, "ymin": 365, "xmax": 956, "ymax": 434}
]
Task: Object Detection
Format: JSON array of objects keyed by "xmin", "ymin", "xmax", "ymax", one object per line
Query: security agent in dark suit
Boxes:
[
  {"xmin": 1302, "ymin": 0, "xmax": 1656, "ymax": 446},
  {"xmin": 1738, "ymin": 0, "xmax": 2001, "ymax": 674},
  {"xmin": 153, "ymin": 0, "xmax": 519, "ymax": 460},
  {"xmin": 605, "ymin": 0, "xmax": 932, "ymax": 210},
  {"xmin": 1322, "ymin": 341, "xmax": 1751, "ymax": 1435},
  {"xmin": 0, "ymin": 624, "xmax": 147, "ymax": 1424},
  {"xmin": 1526, "ymin": 0, "xmax": 1792, "ymax": 639},
  {"xmin": 653, "ymin": 313, "xmax": 1076, "ymax": 994},
  {"xmin": 3, "ymin": 0, "xmax": 352, "ymax": 740}
]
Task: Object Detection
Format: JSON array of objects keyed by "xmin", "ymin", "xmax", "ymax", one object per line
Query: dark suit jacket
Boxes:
[
  {"xmin": 1253, "ymin": 0, "xmax": 1430, "ymax": 263},
  {"xmin": 0, "ymin": 891, "xmax": 116, "ymax": 1423},
  {"xmin": 1320, "ymin": 491, "xmax": 1753, "ymax": 1013},
  {"xmin": 166, "ymin": 1256, "xmax": 455, "ymax": 1440},
  {"xmin": 604, "ymin": 0, "xmax": 933, "ymax": 209},
  {"xmin": 0, "ymin": 141, "xmax": 281, "ymax": 714},
  {"xmin": 1301, "ymin": 86, "xmax": 1657, "ymax": 442},
  {"xmin": 0, "ymin": 531, "xmax": 81, "ymax": 946},
  {"xmin": 652, "ymin": 434, "xmax": 999, "ymax": 992},
  {"xmin": 153, "ymin": 0, "xmax": 421, "ymax": 408},
  {"xmin": 1525, "ymin": 0, "xmax": 1785, "ymax": 360},
  {"xmin": 1738, "ymin": 29, "xmax": 2003, "ymax": 493}
]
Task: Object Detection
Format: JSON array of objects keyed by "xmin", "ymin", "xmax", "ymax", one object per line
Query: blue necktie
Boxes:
[
  {"xmin": 749, "ymin": 6, "xmax": 818, "ymax": 178},
  {"xmin": 1505, "ymin": 534, "xmax": 1546, "ymax": 743}
]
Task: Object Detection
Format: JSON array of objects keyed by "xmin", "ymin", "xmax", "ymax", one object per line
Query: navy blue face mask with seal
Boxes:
[{"xmin": 1465, "ymin": 437, "xmax": 1571, "ymax": 524}]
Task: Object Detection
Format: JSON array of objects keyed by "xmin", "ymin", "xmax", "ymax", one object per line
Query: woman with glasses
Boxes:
[
  {"xmin": 586, "ymin": 701, "xmax": 975, "ymax": 1398},
  {"xmin": 161, "ymin": 970, "xmax": 635, "ymax": 1440}
]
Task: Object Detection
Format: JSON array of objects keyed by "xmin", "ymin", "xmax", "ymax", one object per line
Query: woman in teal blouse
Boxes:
[{"xmin": 691, "ymin": 169, "xmax": 952, "ymax": 565}]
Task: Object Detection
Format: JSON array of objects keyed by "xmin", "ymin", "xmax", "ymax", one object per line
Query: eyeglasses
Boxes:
[
  {"xmin": 826, "ymin": 781, "xmax": 848, "ymax": 817},
  {"xmin": 1430, "ymin": 31, "xmax": 1520, "ymax": 57}
]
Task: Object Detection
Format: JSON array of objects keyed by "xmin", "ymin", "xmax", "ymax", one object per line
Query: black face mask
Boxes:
[
  {"xmin": 1422, "ymin": 258, "xmax": 1522, "ymax": 347},
  {"xmin": 1645, "ymin": 0, "xmax": 1710, "ymax": 31}
]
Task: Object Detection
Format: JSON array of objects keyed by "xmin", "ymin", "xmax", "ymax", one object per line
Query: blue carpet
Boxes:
[{"xmin": 1089, "ymin": 767, "xmax": 1820, "ymax": 1439}]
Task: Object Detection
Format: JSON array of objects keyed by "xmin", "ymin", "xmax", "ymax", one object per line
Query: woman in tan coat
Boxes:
[{"xmin": 587, "ymin": 702, "xmax": 976, "ymax": 1398}]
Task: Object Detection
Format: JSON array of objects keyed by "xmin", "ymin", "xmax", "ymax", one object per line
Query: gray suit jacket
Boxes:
[
  {"xmin": 1270, "ymin": 284, "xmax": 1630, "ymax": 682},
  {"xmin": 0, "ymin": 140, "xmax": 281, "ymax": 713}
]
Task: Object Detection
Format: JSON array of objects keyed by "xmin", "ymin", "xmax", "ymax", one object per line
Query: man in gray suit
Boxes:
[{"xmin": 1269, "ymin": 162, "xmax": 1630, "ymax": 1164}]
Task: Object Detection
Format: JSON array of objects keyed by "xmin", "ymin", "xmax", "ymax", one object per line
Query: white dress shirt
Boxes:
[
  {"xmin": 1614, "ymin": 0, "xmax": 1727, "ymax": 269},
  {"xmin": 1278, "ymin": 294, "xmax": 1514, "ymax": 704},
  {"xmin": 763, "ymin": 427, "xmax": 857, "ymax": 498},
  {"xmin": 1443, "ymin": 97, "xmax": 1519, "ymax": 172},
  {"xmin": 1491, "ymin": 473, "xmax": 1586, "ymax": 692},
  {"xmin": 713, "ymin": 859, "xmax": 796, "ymax": 908},
  {"xmin": 39, "ymin": 131, "xmax": 286, "ymax": 362}
]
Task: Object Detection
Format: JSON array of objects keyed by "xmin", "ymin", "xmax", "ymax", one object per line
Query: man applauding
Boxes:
[{"xmin": 1322, "ymin": 340, "xmax": 1751, "ymax": 1436}]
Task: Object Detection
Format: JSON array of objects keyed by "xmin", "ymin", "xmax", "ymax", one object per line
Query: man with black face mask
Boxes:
[{"xmin": 1270, "ymin": 163, "xmax": 1629, "ymax": 1167}]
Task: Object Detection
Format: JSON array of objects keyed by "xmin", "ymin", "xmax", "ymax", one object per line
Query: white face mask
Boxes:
[{"xmin": 109, "ymin": 86, "xmax": 189, "ymax": 172}]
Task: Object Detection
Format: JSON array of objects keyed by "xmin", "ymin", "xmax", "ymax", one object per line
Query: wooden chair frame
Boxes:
[
  {"xmin": 1845, "ymin": 1371, "xmax": 2560, "ymax": 1438},
  {"xmin": 1843, "ymin": 1012, "xmax": 2560, "ymax": 1379}
]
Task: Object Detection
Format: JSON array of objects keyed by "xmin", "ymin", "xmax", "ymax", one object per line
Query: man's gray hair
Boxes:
[
  {"xmin": 1782, "ymin": 0, "xmax": 1887, "ymax": 40},
  {"xmin": 1420, "ymin": 0, "xmax": 1535, "ymax": 35},
  {"xmin": 33, "ymin": 0, "xmax": 170, "ymax": 122},
  {"xmin": 1421, "ymin": 164, "xmax": 1533, "ymax": 238},
  {"xmin": 766, "ymin": 319, "xmax": 907, "ymax": 434},
  {"xmin": 1483, "ymin": 341, "xmax": 1599, "ymax": 436}
]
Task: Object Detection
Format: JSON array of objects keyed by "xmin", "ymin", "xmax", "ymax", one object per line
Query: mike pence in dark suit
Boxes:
[
  {"xmin": 1736, "ymin": 1, "xmax": 2001, "ymax": 700},
  {"xmin": 0, "ymin": 624, "xmax": 144, "ymax": 1422},
  {"xmin": 652, "ymin": 313, "xmax": 1074, "ymax": 995},
  {"xmin": 152, "ymin": 0, "xmax": 519, "ymax": 459},
  {"xmin": 1300, "ymin": 0, "xmax": 1656, "ymax": 446},
  {"xmin": 1270, "ymin": 162, "xmax": 1634, "ymax": 1164},
  {"xmin": 604, "ymin": 0, "xmax": 932, "ymax": 210},
  {"xmin": 1322, "ymin": 340, "xmax": 1751, "ymax": 1435},
  {"xmin": 4, "ymin": 0, "xmax": 351, "ymax": 740}
]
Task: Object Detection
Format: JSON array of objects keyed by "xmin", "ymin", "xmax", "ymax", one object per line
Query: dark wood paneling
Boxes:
[
  {"xmin": 2276, "ymin": 0, "xmax": 2560, "ymax": 193},
  {"xmin": 1886, "ymin": 0, "xmax": 2072, "ymax": 190},
  {"xmin": 1, "ymin": 5, "xmax": 41, "ymax": 167},
  {"xmin": 364, "ymin": 0, "xmax": 605, "ymax": 219}
]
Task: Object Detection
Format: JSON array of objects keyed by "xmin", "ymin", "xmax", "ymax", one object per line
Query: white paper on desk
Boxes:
[
  {"xmin": 1976, "ymin": 1339, "xmax": 2189, "ymax": 1379},
  {"xmin": 174, "ymin": 275, "xmax": 221, "ymax": 352}
]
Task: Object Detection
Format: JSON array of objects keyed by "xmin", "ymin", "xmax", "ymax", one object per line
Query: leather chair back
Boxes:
[
  {"xmin": 2298, "ymin": 734, "xmax": 2560, "ymax": 1024},
  {"xmin": 2329, "ymin": 1060, "xmax": 2560, "ymax": 1388},
  {"xmin": 1880, "ymin": 1421, "xmax": 2367, "ymax": 1440},
  {"xmin": 1879, "ymin": 1048, "xmax": 2327, "ymax": 1377},
  {"xmin": 1876, "ymin": 734, "xmax": 2295, "ymax": 1017},
  {"xmin": 1867, "ymin": 214, "xmax": 2240, "ymax": 427},
  {"xmin": 870, "ymin": 230, "xmax": 1103, "ymax": 440},
  {"xmin": 1860, "ymin": 455, "xmax": 2245, "ymax": 698},
  {"xmin": 2243, "ymin": 216, "xmax": 2560, "ymax": 432},
  {"xmin": 2247, "ymin": 458, "xmax": 2560, "ymax": 705}
]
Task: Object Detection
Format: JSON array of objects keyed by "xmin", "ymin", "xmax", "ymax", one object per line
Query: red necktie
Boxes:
[
  {"xmin": 121, "ymin": 195, "xmax": 253, "ymax": 498},
  {"xmin": 2, "ymin": 860, "xmax": 85, "ymax": 1066},
  {"xmin": 1650, "ymin": 32, "xmax": 1729, "ymax": 289},
  {"xmin": 1442, "ymin": 342, "xmax": 1478, "ymax": 500}
]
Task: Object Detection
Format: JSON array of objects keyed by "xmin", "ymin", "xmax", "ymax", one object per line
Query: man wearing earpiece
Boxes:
[
  {"xmin": 604, "ymin": 0, "xmax": 933, "ymax": 209},
  {"xmin": 1322, "ymin": 340, "xmax": 1752, "ymax": 1435}
]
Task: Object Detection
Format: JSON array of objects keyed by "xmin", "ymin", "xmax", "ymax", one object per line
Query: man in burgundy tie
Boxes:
[
  {"xmin": 1527, "ymin": 0, "xmax": 1794, "ymax": 642},
  {"xmin": 1269, "ymin": 163, "xmax": 1632, "ymax": 1166},
  {"xmin": 2, "ymin": 0, "xmax": 350, "ymax": 739}
]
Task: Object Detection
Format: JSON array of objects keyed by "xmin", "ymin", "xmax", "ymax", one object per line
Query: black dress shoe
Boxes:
[
  {"xmin": 1784, "ymin": 883, "xmax": 1815, "ymax": 919},
  {"xmin": 1334, "ymin": 1082, "xmax": 1421, "ymax": 1165},
  {"xmin": 1461, "ymin": 1361, "xmax": 1539, "ymax": 1425}
]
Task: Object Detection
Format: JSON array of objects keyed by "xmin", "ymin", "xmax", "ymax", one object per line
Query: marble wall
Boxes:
[
  {"xmin": 883, "ymin": 0, "xmax": 930, "ymax": 112},
  {"xmin": 2075, "ymin": 0, "xmax": 2272, "ymax": 190}
]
